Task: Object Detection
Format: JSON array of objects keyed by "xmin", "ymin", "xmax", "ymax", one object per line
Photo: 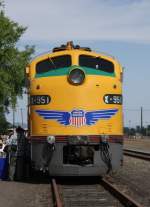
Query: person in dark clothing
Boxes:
[
  {"xmin": 3, "ymin": 130, "xmax": 17, "ymax": 181},
  {"xmin": 15, "ymin": 126, "xmax": 27, "ymax": 181}
]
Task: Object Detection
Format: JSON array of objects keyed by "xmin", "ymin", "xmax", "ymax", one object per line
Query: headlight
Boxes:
[
  {"xmin": 47, "ymin": 136, "xmax": 55, "ymax": 144},
  {"xmin": 68, "ymin": 68, "xmax": 85, "ymax": 85}
]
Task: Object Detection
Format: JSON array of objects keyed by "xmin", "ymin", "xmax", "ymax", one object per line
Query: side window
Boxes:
[
  {"xmin": 36, "ymin": 55, "xmax": 71, "ymax": 74},
  {"xmin": 79, "ymin": 55, "xmax": 114, "ymax": 73}
]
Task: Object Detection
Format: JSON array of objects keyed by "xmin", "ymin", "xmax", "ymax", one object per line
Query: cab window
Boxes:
[
  {"xmin": 79, "ymin": 55, "xmax": 114, "ymax": 73},
  {"xmin": 36, "ymin": 55, "xmax": 71, "ymax": 74}
]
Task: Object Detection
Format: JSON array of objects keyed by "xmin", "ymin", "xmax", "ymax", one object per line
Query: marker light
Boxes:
[{"xmin": 47, "ymin": 136, "xmax": 55, "ymax": 144}]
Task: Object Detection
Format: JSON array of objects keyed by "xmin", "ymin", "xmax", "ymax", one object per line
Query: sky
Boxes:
[{"xmin": 4, "ymin": 0, "xmax": 150, "ymax": 127}]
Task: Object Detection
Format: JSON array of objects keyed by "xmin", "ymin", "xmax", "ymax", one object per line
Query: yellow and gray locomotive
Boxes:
[{"xmin": 26, "ymin": 42, "xmax": 123, "ymax": 176}]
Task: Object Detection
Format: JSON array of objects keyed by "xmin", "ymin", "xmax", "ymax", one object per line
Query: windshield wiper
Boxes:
[{"xmin": 49, "ymin": 57, "xmax": 56, "ymax": 69}]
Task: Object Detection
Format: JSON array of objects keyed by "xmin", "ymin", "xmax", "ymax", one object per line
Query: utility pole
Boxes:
[{"xmin": 140, "ymin": 107, "xmax": 143, "ymax": 136}]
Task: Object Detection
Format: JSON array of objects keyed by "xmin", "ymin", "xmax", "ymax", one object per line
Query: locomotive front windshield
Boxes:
[
  {"xmin": 79, "ymin": 55, "xmax": 114, "ymax": 73},
  {"xmin": 36, "ymin": 55, "xmax": 71, "ymax": 74}
]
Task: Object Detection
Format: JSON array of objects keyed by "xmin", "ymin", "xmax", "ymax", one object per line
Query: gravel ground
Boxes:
[
  {"xmin": 122, "ymin": 138, "xmax": 150, "ymax": 206},
  {"xmin": 109, "ymin": 156, "xmax": 150, "ymax": 207},
  {"xmin": 110, "ymin": 138, "xmax": 150, "ymax": 206},
  {"xmin": 0, "ymin": 138, "xmax": 149, "ymax": 207},
  {"xmin": 124, "ymin": 137, "xmax": 150, "ymax": 152},
  {"xmin": 0, "ymin": 181, "xmax": 52, "ymax": 207}
]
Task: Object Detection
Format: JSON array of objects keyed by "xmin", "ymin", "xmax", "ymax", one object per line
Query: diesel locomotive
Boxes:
[{"xmin": 26, "ymin": 41, "xmax": 123, "ymax": 176}]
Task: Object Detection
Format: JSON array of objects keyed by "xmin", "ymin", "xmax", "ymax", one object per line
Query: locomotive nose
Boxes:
[{"xmin": 68, "ymin": 68, "xmax": 85, "ymax": 85}]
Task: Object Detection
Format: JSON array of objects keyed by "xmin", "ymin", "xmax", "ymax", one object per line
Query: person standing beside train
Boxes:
[
  {"xmin": 5, "ymin": 130, "xmax": 18, "ymax": 180},
  {"xmin": 15, "ymin": 126, "xmax": 27, "ymax": 181}
]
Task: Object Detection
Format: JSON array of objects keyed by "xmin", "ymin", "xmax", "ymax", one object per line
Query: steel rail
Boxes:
[
  {"xmin": 51, "ymin": 179, "xmax": 63, "ymax": 207},
  {"xmin": 101, "ymin": 178, "xmax": 143, "ymax": 207},
  {"xmin": 124, "ymin": 149, "xmax": 150, "ymax": 161},
  {"xmin": 51, "ymin": 177, "xmax": 143, "ymax": 207}
]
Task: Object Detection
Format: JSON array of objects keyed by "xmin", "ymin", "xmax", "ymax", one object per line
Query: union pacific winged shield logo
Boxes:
[{"xmin": 35, "ymin": 109, "xmax": 118, "ymax": 127}]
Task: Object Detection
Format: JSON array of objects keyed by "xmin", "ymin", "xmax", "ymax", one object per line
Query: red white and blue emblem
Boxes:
[
  {"xmin": 70, "ymin": 110, "xmax": 86, "ymax": 127},
  {"xmin": 36, "ymin": 108, "xmax": 118, "ymax": 127}
]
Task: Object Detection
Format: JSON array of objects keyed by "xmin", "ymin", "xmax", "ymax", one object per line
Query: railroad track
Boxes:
[
  {"xmin": 51, "ymin": 177, "xmax": 143, "ymax": 207},
  {"xmin": 124, "ymin": 149, "xmax": 150, "ymax": 161}
]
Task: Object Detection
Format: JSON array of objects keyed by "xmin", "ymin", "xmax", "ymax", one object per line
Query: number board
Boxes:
[
  {"xmin": 104, "ymin": 94, "xmax": 122, "ymax": 105},
  {"xmin": 30, "ymin": 95, "xmax": 51, "ymax": 105}
]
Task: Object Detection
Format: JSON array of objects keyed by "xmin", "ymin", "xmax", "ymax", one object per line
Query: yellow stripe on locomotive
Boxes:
[{"xmin": 27, "ymin": 42, "xmax": 123, "ymax": 137}]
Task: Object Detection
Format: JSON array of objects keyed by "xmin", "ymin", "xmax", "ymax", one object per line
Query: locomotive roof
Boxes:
[{"xmin": 30, "ymin": 41, "xmax": 120, "ymax": 65}]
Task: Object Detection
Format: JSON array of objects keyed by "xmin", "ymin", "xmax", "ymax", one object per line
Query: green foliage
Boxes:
[
  {"xmin": 0, "ymin": 10, "xmax": 34, "ymax": 107},
  {"xmin": 0, "ymin": 1, "xmax": 34, "ymax": 132},
  {"xmin": 146, "ymin": 125, "xmax": 150, "ymax": 136},
  {"xmin": 124, "ymin": 125, "xmax": 150, "ymax": 136},
  {"xmin": 0, "ymin": 106, "xmax": 11, "ymax": 134}
]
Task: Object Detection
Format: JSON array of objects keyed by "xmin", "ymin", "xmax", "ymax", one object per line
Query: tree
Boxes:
[
  {"xmin": 124, "ymin": 127, "xmax": 129, "ymax": 135},
  {"xmin": 0, "ymin": 1, "xmax": 34, "ymax": 132},
  {"xmin": 146, "ymin": 125, "xmax": 150, "ymax": 136},
  {"xmin": 136, "ymin": 125, "xmax": 141, "ymax": 134},
  {"xmin": 130, "ymin": 128, "xmax": 136, "ymax": 136},
  {"xmin": 0, "ymin": 106, "xmax": 12, "ymax": 133}
]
